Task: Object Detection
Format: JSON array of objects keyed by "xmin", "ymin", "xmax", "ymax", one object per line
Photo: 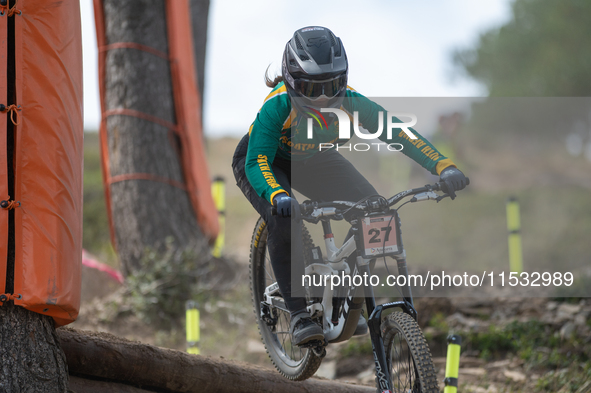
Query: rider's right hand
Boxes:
[{"xmin": 273, "ymin": 194, "xmax": 294, "ymax": 218}]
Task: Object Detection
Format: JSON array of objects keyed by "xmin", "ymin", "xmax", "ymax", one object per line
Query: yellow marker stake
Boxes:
[
  {"xmin": 211, "ymin": 177, "xmax": 226, "ymax": 258},
  {"xmin": 444, "ymin": 335, "xmax": 461, "ymax": 393},
  {"xmin": 186, "ymin": 300, "xmax": 200, "ymax": 355},
  {"xmin": 506, "ymin": 197, "xmax": 523, "ymax": 273}
]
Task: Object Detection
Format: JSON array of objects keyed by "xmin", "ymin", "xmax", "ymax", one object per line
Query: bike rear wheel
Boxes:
[
  {"xmin": 380, "ymin": 311, "xmax": 439, "ymax": 392},
  {"xmin": 249, "ymin": 217, "xmax": 322, "ymax": 381}
]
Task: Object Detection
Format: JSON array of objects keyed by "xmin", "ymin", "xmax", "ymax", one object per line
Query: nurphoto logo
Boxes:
[{"xmin": 305, "ymin": 108, "xmax": 418, "ymax": 152}]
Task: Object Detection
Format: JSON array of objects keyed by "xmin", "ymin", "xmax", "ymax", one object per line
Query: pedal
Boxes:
[
  {"xmin": 260, "ymin": 302, "xmax": 277, "ymax": 331},
  {"xmin": 299, "ymin": 338, "xmax": 328, "ymax": 358},
  {"xmin": 299, "ymin": 338, "xmax": 327, "ymax": 348},
  {"xmin": 312, "ymin": 345, "xmax": 327, "ymax": 358}
]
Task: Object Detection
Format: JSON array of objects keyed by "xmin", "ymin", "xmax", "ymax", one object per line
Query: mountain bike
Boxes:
[{"xmin": 249, "ymin": 180, "xmax": 468, "ymax": 392}]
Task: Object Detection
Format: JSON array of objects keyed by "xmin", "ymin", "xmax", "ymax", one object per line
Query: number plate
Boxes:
[{"xmin": 360, "ymin": 214, "xmax": 400, "ymax": 258}]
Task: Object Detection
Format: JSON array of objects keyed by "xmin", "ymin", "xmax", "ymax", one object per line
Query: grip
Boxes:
[{"xmin": 440, "ymin": 177, "xmax": 470, "ymax": 194}]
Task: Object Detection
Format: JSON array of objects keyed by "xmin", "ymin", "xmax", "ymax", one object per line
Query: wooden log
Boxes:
[
  {"xmin": 59, "ymin": 328, "xmax": 375, "ymax": 393},
  {"xmin": 68, "ymin": 376, "xmax": 153, "ymax": 393}
]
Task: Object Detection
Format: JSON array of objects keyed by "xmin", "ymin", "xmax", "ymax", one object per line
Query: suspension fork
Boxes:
[
  {"xmin": 358, "ymin": 263, "xmax": 393, "ymax": 392},
  {"xmin": 358, "ymin": 255, "xmax": 418, "ymax": 392},
  {"xmin": 394, "ymin": 252, "xmax": 414, "ymax": 309}
]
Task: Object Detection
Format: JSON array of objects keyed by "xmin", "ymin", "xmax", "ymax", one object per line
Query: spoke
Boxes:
[
  {"xmin": 264, "ymin": 255, "xmax": 274, "ymax": 282},
  {"xmin": 280, "ymin": 313, "xmax": 289, "ymax": 355},
  {"xmin": 390, "ymin": 332, "xmax": 411, "ymax": 391},
  {"xmin": 398, "ymin": 337, "xmax": 405, "ymax": 389}
]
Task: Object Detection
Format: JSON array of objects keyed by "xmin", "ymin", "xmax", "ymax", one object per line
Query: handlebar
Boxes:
[{"xmin": 271, "ymin": 178, "xmax": 469, "ymax": 218}]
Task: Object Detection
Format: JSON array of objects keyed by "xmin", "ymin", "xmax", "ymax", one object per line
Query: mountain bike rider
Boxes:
[{"xmin": 232, "ymin": 26, "xmax": 468, "ymax": 346}]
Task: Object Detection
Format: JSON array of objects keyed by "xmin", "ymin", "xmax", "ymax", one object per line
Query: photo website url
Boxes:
[{"xmin": 302, "ymin": 271, "xmax": 574, "ymax": 291}]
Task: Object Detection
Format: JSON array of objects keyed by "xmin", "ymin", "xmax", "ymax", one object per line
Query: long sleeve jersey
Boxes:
[{"xmin": 245, "ymin": 82, "xmax": 456, "ymax": 204}]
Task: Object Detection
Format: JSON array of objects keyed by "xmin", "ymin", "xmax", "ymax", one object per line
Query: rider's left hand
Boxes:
[{"xmin": 439, "ymin": 167, "xmax": 468, "ymax": 200}]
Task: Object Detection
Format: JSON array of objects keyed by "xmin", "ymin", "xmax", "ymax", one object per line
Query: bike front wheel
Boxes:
[
  {"xmin": 249, "ymin": 217, "xmax": 322, "ymax": 381},
  {"xmin": 380, "ymin": 311, "xmax": 439, "ymax": 392}
]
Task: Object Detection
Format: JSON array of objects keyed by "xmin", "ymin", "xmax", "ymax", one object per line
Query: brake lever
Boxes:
[{"xmin": 436, "ymin": 194, "xmax": 450, "ymax": 203}]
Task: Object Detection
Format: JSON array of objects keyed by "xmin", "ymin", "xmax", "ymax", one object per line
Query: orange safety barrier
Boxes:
[
  {"xmin": 93, "ymin": 0, "xmax": 219, "ymax": 249},
  {"xmin": 0, "ymin": 0, "xmax": 83, "ymax": 326},
  {"xmin": 0, "ymin": 3, "xmax": 6, "ymax": 296}
]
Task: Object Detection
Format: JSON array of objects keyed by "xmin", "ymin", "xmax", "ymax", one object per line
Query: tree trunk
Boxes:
[
  {"xmin": 0, "ymin": 304, "xmax": 69, "ymax": 392},
  {"xmin": 59, "ymin": 328, "xmax": 375, "ymax": 393},
  {"xmin": 189, "ymin": 0, "xmax": 210, "ymax": 120},
  {"xmin": 102, "ymin": 0, "xmax": 205, "ymax": 275}
]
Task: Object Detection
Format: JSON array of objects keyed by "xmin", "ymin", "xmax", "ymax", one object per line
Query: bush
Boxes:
[{"xmin": 125, "ymin": 238, "xmax": 215, "ymax": 329}]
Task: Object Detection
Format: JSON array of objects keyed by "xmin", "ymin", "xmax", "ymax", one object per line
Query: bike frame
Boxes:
[
  {"xmin": 262, "ymin": 208, "xmax": 417, "ymax": 391},
  {"xmin": 262, "ymin": 182, "xmax": 458, "ymax": 391},
  {"xmin": 263, "ymin": 205, "xmax": 419, "ymax": 333}
]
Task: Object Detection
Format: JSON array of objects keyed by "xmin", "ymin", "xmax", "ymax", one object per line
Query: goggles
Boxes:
[{"xmin": 293, "ymin": 74, "xmax": 347, "ymax": 99}]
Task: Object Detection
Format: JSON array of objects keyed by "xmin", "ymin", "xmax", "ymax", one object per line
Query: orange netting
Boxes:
[
  {"xmin": 0, "ymin": 197, "xmax": 20, "ymax": 210},
  {"xmin": 93, "ymin": 0, "xmax": 219, "ymax": 250},
  {"xmin": 0, "ymin": 0, "xmax": 21, "ymax": 17}
]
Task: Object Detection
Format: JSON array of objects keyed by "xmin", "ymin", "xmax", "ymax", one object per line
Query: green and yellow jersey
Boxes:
[{"xmin": 245, "ymin": 81, "xmax": 456, "ymax": 204}]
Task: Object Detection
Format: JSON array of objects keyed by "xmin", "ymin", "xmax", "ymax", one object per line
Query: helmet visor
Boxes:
[{"xmin": 293, "ymin": 74, "xmax": 347, "ymax": 99}]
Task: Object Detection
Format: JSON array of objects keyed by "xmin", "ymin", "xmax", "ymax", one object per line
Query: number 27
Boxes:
[{"xmin": 368, "ymin": 226, "xmax": 392, "ymax": 243}]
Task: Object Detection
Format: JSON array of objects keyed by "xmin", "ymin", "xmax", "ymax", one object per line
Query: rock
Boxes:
[
  {"xmin": 574, "ymin": 314, "xmax": 587, "ymax": 326},
  {"xmin": 355, "ymin": 367, "xmax": 375, "ymax": 385},
  {"xmin": 461, "ymin": 307, "xmax": 493, "ymax": 318},
  {"xmin": 510, "ymin": 358, "xmax": 525, "ymax": 368},
  {"xmin": 460, "ymin": 367, "xmax": 486, "ymax": 376},
  {"xmin": 577, "ymin": 307, "xmax": 591, "ymax": 320},
  {"xmin": 315, "ymin": 360, "xmax": 337, "ymax": 380},
  {"xmin": 465, "ymin": 386, "xmax": 487, "ymax": 393},
  {"xmin": 560, "ymin": 322, "xmax": 576, "ymax": 339},
  {"xmin": 503, "ymin": 370, "xmax": 526, "ymax": 382},
  {"xmin": 577, "ymin": 325, "xmax": 591, "ymax": 338},
  {"xmin": 447, "ymin": 313, "xmax": 481, "ymax": 329},
  {"xmin": 546, "ymin": 301, "xmax": 558, "ymax": 311},
  {"xmin": 462, "ymin": 350, "xmax": 481, "ymax": 358},
  {"xmin": 355, "ymin": 367, "xmax": 374, "ymax": 379},
  {"xmin": 463, "ymin": 385, "xmax": 498, "ymax": 393},
  {"xmin": 491, "ymin": 309, "xmax": 508, "ymax": 321},
  {"xmin": 216, "ymin": 301, "xmax": 234, "ymax": 309},
  {"xmin": 556, "ymin": 303, "xmax": 581, "ymax": 321},
  {"xmin": 458, "ymin": 357, "xmax": 486, "ymax": 367},
  {"xmin": 246, "ymin": 339, "xmax": 266, "ymax": 354},
  {"xmin": 335, "ymin": 356, "xmax": 374, "ymax": 378},
  {"xmin": 422, "ymin": 327, "xmax": 438, "ymax": 337},
  {"xmin": 540, "ymin": 312, "xmax": 556, "ymax": 325},
  {"xmin": 488, "ymin": 359, "xmax": 511, "ymax": 368}
]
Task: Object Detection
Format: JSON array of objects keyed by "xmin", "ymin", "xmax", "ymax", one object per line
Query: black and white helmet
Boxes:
[{"xmin": 282, "ymin": 26, "xmax": 348, "ymax": 112}]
